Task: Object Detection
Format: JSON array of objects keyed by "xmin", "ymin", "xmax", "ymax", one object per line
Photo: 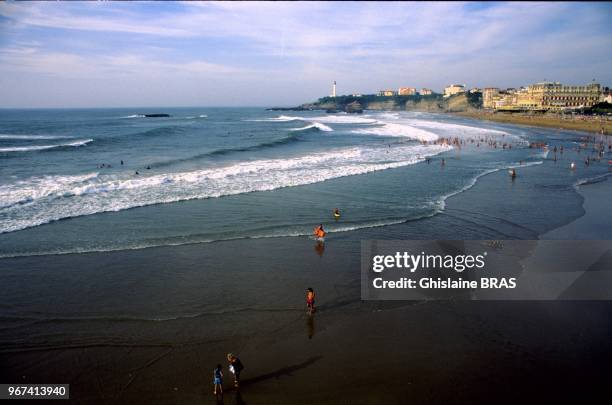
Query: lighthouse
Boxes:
[{"xmin": 332, "ymin": 80, "xmax": 336, "ymax": 98}]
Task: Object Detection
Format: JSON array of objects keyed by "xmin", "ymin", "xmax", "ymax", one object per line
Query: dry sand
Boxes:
[{"xmin": 455, "ymin": 111, "xmax": 612, "ymax": 135}]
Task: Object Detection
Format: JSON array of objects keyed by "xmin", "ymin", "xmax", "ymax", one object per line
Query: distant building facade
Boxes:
[
  {"xmin": 420, "ymin": 88, "xmax": 433, "ymax": 95},
  {"xmin": 483, "ymin": 88, "xmax": 500, "ymax": 109},
  {"xmin": 484, "ymin": 82, "xmax": 602, "ymax": 111},
  {"xmin": 444, "ymin": 84, "xmax": 465, "ymax": 98},
  {"xmin": 378, "ymin": 90, "xmax": 397, "ymax": 97},
  {"xmin": 514, "ymin": 82, "xmax": 600, "ymax": 110},
  {"xmin": 398, "ymin": 87, "xmax": 417, "ymax": 96},
  {"xmin": 599, "ymin": 87, "xmax": 611, "ymax": 103}
]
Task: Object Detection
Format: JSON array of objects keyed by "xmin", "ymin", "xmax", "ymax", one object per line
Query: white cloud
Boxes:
[{"xmin": 0, "ymin": 1, "xmax": 610, "ymax": 107}]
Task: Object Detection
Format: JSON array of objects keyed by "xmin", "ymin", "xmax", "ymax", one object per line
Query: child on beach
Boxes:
[
  {"xmin": 306, "ymin": 287, "xmax": 316, "ymax": 314},
  {"xmin": 213, "ymin": 364, "xmax": 223, "ymax": 396}
]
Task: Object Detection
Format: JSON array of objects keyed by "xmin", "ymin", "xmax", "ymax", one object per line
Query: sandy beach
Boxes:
[
  {"xmin": 455, "ymin": 111, "xmax": 612, "ymax": 135},
  {"xmin": 1, "ymin": 170, "xmax": 610, "ymax": 404}
]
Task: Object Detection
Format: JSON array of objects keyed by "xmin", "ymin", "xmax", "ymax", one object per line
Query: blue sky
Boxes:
[{"xmin": 0, "ymin": 1, "xmax": 611, "ymax": 108}]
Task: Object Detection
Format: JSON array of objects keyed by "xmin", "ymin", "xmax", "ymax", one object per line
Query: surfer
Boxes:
[
  {"xmin": 333, "ymin": 208, "xmax": 341, "ymax": 219},
  {"xmin": 510, "ymin": 169, "xmax": 517, "ymax": 179}
]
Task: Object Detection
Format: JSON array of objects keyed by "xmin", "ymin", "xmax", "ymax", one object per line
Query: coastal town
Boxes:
[
  {"xmin": 276, "ymin": 80, "xmax": 612, "ymax": 135},
  {"xmin": 352, "ymin": 81, "xmax": 611, "ymax": 112}
]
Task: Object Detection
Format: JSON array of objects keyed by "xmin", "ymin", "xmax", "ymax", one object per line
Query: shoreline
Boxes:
[
  {"xmin": 453, "ymin": 110, "xmax": 612, "ymax": 135},
  {"xmin": 543, "ymin": 175, "xmax": 611, "ymax": 239},
  {"xmin": 0, "ymin": 155, "xmax": 578, "ymax": 260}
]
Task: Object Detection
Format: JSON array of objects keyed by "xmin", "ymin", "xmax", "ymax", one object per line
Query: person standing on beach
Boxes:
[
  {"xmin": 213, "ymin": 364, "xmax": 223, "ymax": 396},
  {"xmin": 306, "ymin": 287, "xmax": 316, "ymax": 314},
  {"xmin": 227, "ymin": 353, "xmax": 244, "ymax": 388}
]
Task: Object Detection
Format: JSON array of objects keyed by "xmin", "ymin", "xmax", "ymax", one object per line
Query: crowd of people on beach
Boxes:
[{"xmin": 418, "ymin": 132, "xmax": 612, "ymax": 173}]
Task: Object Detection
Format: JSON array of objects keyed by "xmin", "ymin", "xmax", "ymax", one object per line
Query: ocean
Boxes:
[{"xmin": 0, "ymin": 107, "xmax": 610, "ymax": 258}]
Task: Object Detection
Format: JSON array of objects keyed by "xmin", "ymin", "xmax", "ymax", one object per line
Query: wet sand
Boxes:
[
  {"xmin": 544, "ymin": 176, "xmax": 612, "ymax": 239},
  {"xmin": 1, "ymin": 172, "xmax": 611, "ymax": 404}
]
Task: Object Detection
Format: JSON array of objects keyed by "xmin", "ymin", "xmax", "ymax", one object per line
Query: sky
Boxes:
[{"xmin": 0, "ymin": 1, "xmax": 611, "ymax": 108}]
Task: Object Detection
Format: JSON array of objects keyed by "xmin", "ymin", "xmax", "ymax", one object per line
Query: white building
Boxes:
[{"xmin": 444, "ymin": 84, "xmax": 466, "ymax": 98}]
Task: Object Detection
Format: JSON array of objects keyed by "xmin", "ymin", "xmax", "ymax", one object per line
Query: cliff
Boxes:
[{"xmin": 270, "ymin": 92, "xmax": 483, "ymax": 113}]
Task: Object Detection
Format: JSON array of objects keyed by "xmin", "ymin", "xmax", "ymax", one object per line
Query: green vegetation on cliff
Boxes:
[{"xmin": 297, "ymin": 92, "xmax": 483, "ymax": 113}]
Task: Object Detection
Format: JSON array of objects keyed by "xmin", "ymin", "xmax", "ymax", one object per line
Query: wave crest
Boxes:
[
  {"xmin": 289, "ymin": 122, "xmax": 333, "ymax": 132},
  {"xmin": 0, "ymin": 144, "xmax": 449, "ymax": 233},
  {"xmin": 0, "ymin": 139, "xmax": 93, "ymax": 153}
]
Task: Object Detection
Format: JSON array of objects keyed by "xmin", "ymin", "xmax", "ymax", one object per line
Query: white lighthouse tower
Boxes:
[{"xmin": 332, "ymin": 80, "xmax": 336, "ymax": 97}]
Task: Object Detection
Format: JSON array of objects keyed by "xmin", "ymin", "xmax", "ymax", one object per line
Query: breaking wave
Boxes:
[
  {"xmin": 289, "ymin": 122, "xmax": 333, "ymax": 132},
  {"xmin": 0, "ymin": 139, "xmax": 93, "ymax": 153},
  {"xmin": 0, "ymin": 144, "xmax": 449, "ymax": 234}
]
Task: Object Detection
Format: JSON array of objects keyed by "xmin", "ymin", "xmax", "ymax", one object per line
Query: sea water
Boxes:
[{"xmin": 0, "ymin": 107, "xmax": 609, "ymax": 257}]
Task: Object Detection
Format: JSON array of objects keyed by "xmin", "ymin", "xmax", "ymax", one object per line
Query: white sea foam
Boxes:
[
  {"xmin": 0, "ymin": 139, "xmax": 93, "ymax": 153},
  {"xmin": 574, "ymin": 172, "xmax": 611, "ymax": 188},
  {"xmin": 120, "ymin": 114, "xmax": 145, "ymax": 119},
  {"xmin": 352, "ymin": 122, "xmax": 439, "ymax": 142},
  {"xmin": 246, "ymin": 114, "xmax": 377, "ymax": 125},
  {"xmin": 0, "ymin": 172, "xmax": 100, "ymax": 209},
  {"xmin": 0, "ymin": 143, "xmax": 449, "ymax": 233},
  {"xmin": 289, "ymin": 122, "xmax": 333, "ymax": 132},
  {"xmin": 373, "ymin": 112, "xmax": 401, "ymax": 120},
  {"xmin": 435, "ymin": 160, "xmax": 543, "ymax": 211},
  {"xmin": 403, "ymin": 119, "xmax": 510, "ymax": 136},
  {"xmin": 246, "ymin": 115, "xmax": 303, "ymax": 122},
  {"xmin": 306, "ymin": 115, "xmax": 378, "ymax": 124},
  {"xmin": 0, "ymin": 134, "xmax": 69, "ymax": 140},
  {"xmin": 0, "ymin": 217, "xmax": 414, "ymax": 258}
]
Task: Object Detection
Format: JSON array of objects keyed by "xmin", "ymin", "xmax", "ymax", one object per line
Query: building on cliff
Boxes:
[
  {"xmin": 398, "ymin": 87, "xmax": 417, "ymax": 96},
  {"xmin": 378, "ymin": 90, "xmax": 397, "ymax": 96},
  {"xmin": 444, "ymin": 84, "xmax": 466, "ymax": 98},
  {"xmin": 420, "ymin": 88, "xmax": 433, "ymax": 95}
]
